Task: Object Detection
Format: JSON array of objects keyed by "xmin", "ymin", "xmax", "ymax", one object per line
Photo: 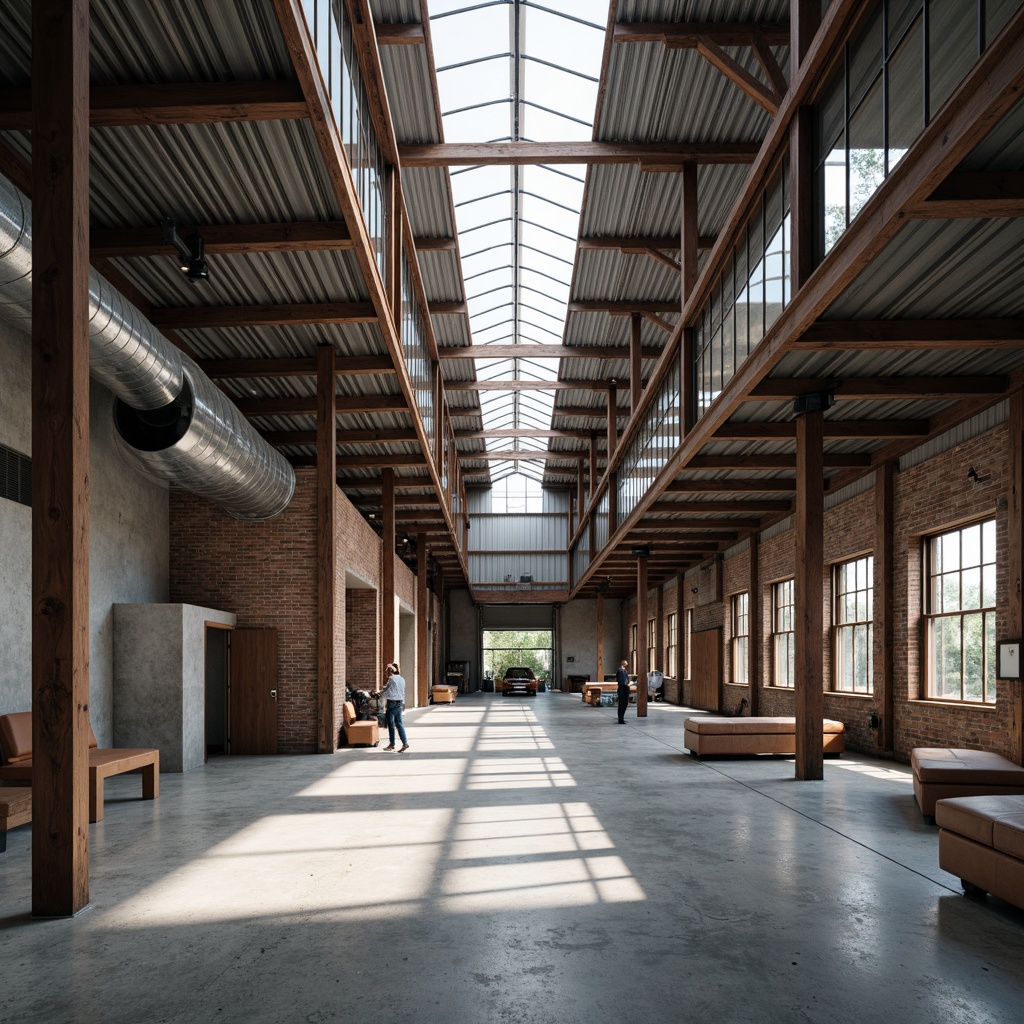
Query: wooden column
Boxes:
[
  {"xmin": 790, "ymin": 106, "xmax": 816, "ymax": 291},
  {"xmin": 416, "ymin": 533, "xmax": 429, "ymax": 708},
  {"xmin": 381, "ymin": 468, "xmax": 396, "ymax": 672},
  {"xmin": 655, "ymin": 585, "xmax": 664, "ymax": 672},
  {"xmin": 794, "ymin": 410, "xmax": 824, "ymax": 780},
  {"xmin": 386, "ymin": 165, "xmax": 402, "ymax": 321},
  {"xmin": 681, "ymin": 327, "xmax": 695, "ymax": 438},
  {"xmin": 636, "ymin": 557, "xmax": 649, "ymax": 717},
  {"xmin": 680, "ymin": 161, "xmax": 699, "ymax": 305},
  {"xmin": 606, "ymin": 383, "xmax": 618, "ymax": 460},
  {"xmin": 875, "ymin": 461, "xmax": 896, "ymax": 754},
  {"xmin": 588, "ymin": 432, "xmax": 598, "ymax": 500},
  {"xmin": 32, "ymin": 0, "xmax": 91, "ymax": 917},
  {"xmin": 316, "ymin": 344, "xmax": 337, "ymax": 752},
  {"xmin": 791, "ymin": 0, "xmax": 821, "ymax": 69},
  {"xmin": 748, "ymin": 536, "xmax": 761, "ymax": 716},
  {"xmin": 630, "ymin": 314, "xmax": 643, "ymax": 414},
  {"xmin": 576, "ymin": 468, "xmax": 585, "ymax": 527},
  {"xmin": 1007, "ymin": 392, "xmax": 1024, "ymax": 764},
  {"xmin": 596, "ymin": 593, "xmax": 605, "ymax": 684}
]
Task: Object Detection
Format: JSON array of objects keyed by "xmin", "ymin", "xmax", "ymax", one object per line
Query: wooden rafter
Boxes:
[
  {"xmin": 398, "ymin": 141, "xmax": 761, "ymax": 167},
  {"xmin": 262, "ymin": 428, "xmax": 418, "ymax": 445},
  {"xmin": 446, "ymin": 380, "xmax": 619, "ymax": 392},
  {"xmin": 579, "ymin": 234, "xmax": 716, "ymax": 252},
  {"xmin": 908, "ymin": 171, "xmax": 1024, "ymax": 219},
  {"xmin": 439, "ymin": 344, "xmax": 662, "ymax": 360},
  {"xmin": 200, "ymin": 356, "xmax": 393, "ymax": 378},
  {"xmin": 687, "ymin": 453, "xmax": 870, "ymax": 469},
  {"xmin": 694, "ymin": 36, "xmax": 781, "ymax": 115},
  {"xmin": 149, "ymin": 302, "xmax": 377, "ymax": 329},
  {"xmin": 667, "ymin": 478, "xmax": 798, "ymax": 492},
  {"xmin": 0, "ymin": 81, "xmax": 307, "ymax": 129},
  {"xmin": 567, "ymin": 300, "xmax": 679, "ymax": 314},
  {"xmin": 797, "ymin": 319, "xmax": 1024, "ymax": 349},
  {"xmin": 91, "ymin": 221, "xmax": 353, "ymax": 258},
  {"xmin": 713, "ymin": 420, "xmax": 929, "ymax": 440},
  {"xmin": 748, "ymin": 375, "xmax": 1008, "ymax": 400},
  {"xmin": 459, "ymin": 451, "xmax": 585, "ymax": 461},
  {"xmin": 375, "ymin": 22, "xmax": 425, "ymax": 44},
  {"xmin": 647, "ymin": 499, "xmax": 791, "ymax": 513},
  {"xmin": 237, "ymin": 394, "xmax": 406, "ymax": 416},
  {"xmin": 612, "ymin": 21, "xmax": 790, "ymax": 47},
  {"xmin": 752, "ymin": 35, "xmax": 788, "ymax": 97}
]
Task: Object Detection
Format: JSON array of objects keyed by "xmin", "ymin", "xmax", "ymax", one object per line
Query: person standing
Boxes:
[
  {"xmin": 616, "ymin": 658, "xmax": 630, "ymax": 724},
  {"xmin": 380, "ymin": 662, "xmax": 410, "ymax": 752}
]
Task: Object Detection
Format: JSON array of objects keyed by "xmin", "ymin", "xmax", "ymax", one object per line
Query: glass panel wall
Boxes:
[{"xmin": 400, "ymin": 253, "xmax": 434, "ymax": 457}]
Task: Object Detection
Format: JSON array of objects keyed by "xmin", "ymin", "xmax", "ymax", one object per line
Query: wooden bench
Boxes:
[
  {"xmin": 0, "ymin": 711, "xmax": 159, "ymax": 823},
  {"xmin": 0, "ymin": 786, "xmax": 31, "ymax": 853},
  {"xmin": 912, "ymin": 747, "xmax": 1024, "ymax": 819},
  {"xmin": 431, "ymin": 685, "xmax": 457, "ymax": 704},
  {"xmin": 683, "ymin": 716, "xmax": 846, "ymax": 757}
]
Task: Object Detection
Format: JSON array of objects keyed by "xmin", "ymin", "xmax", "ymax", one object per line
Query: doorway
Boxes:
[
  {"xmin": 482, "ymin": 629, "xmax": 554, "ymax": 689},
  {"xmin": 204, "ymin": 624, "xmax": 230, "ymax": 759}
]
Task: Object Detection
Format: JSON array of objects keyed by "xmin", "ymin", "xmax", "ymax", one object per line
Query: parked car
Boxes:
[{"xmin": 501, "ymin": 667, "xmax": 538, "ymax": 696}]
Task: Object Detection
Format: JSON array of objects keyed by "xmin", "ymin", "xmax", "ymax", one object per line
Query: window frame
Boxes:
[
  {"xmin": 771, "ymin": 579, "xmax": 795, "ymax": 688},
  {"xmin": 923, "ymin": 518, "xmax": 997, "ymax": 704},
  {"xmin": 731, "ymin": 592, "xmax": 749, "ymax": 686},
  {"xmin": 646, "ymin": 617, "xmax": 657, "ymax": 672},
  {"xmin": 832, "ymin": 555, "xmax": 874, "ymax": 694},
  {"xmin": 630, "ymin": 622, "xmax": 637, "ymax": 675},
  {"xmin": 667, "ymin": 612, "xmax": 678, "ymax": 678}
]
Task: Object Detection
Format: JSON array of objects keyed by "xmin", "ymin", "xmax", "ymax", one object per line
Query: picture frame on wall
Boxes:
[{"xmin": 997, "ymin": 640, "xmax": 1020, "ymax": 680}]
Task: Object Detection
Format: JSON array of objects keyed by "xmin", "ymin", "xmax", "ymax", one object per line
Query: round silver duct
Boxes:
[{"xmin": 0, "ymin": 172, "xmax": 294, "ymax": 520}]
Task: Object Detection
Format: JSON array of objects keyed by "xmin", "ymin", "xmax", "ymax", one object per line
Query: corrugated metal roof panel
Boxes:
[
  {"xmin": 403, "ymin": 169, "xmax": 455, "ymax": 236},
  {"xmin": 379, "ymin": 44, "xmax": 440, "ymax": 145}
]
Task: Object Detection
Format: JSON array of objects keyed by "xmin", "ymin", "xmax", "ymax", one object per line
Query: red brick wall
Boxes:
[
  {"xmin": 345, "ymin": 590, "xmax": 379, "ymax": 693},
  {"xmin": 170, "ymin": 468, "xmax": 319, "ymax": 754}
]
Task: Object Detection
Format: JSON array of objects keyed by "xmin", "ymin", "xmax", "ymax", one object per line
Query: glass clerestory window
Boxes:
[
  {"xmin": 833, "ymin": 556, "xmax": 873, "ymax": 693},
  {"xmin": 428, "ymin": 1, "xmax": 604, "ymax": 482}
]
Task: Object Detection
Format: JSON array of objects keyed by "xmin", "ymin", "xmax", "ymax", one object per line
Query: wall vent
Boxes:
[{"xmin": 0, "ymin": 443, "xmax": 31, "ymax": 507}]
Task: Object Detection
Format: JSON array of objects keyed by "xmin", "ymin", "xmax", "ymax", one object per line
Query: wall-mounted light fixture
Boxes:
[
  {"xmin": 967, "ymin": 466, "xmax": 980, "ymax": 483},
  {"xmin": 162, "ymin": 218, "xmax": 209, "ymax": 282}
]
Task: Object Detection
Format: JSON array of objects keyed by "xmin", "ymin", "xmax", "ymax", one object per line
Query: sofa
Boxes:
[
  {"xmin": 431, "ymin": 685, "xmax": 458, "ymax": 704},
  {"xmin": 911, "ymin": 747, "xmax": 1024, "ymax": 819},
  {"xmin": 683, "ymin": 716, "xmax": 845, "ymax": 757},
  {"xmin": 342, "ymin": 701, "xmax": 379, "ymax": 746},
  {"xmin": 937, "ymin": 794, "xmax": 1024, "ymax": 909}
]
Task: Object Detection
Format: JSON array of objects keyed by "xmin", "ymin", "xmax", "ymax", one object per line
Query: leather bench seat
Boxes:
[
  {"xmin": 431, "ymin": 685, "xmax": 457, "ymax": 704},
  {"xmin": 911, "ymin": 748, "xmax": 1024, "ymax": 818},
  {"xmin": 684, "ymin": 716, "xmax": 845, "ymax": 757},
  {"xmin": 937, "ymin": 794, "xmax": 1024, "ymax": 909}
]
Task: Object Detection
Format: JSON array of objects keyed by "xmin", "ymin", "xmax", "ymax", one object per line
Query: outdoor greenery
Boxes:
[{"xmin": 482, "ymin": 629, "xmax": 553, "ymax": 682}]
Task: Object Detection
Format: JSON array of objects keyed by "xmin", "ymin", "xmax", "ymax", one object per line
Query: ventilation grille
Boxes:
[{"xmin": 0, "ymin": 443, "xmax": 31, "ymax": 506}]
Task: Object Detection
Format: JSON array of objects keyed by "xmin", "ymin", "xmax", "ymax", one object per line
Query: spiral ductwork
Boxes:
[{"xmin": 0, "ymin": 172, "xmax": 294, "ymax": 520}]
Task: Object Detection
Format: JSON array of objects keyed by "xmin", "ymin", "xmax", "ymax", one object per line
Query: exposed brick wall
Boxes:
[
  {"xmin": 170, "ymin": 468, "xmax": 319, "ymax": 754},
  {"xmin": 345, "ymin": 590, "xmax": 378, "ymax": 692}
]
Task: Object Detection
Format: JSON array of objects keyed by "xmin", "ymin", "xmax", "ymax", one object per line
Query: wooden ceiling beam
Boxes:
[
  {"xmin": 237, "ymin": 394, "xmax": 406, "ymax": 416},
  {"xmin": 430, "ymin": 301, "xmax": 467, "ymax": 315},
  {"xmin": 667, "ymin": 478, "xmax": 797, "ymax": 493},
  {"xmin": 749, "ymin": 375, "xmax": 1008, "ymax": 400},
  {"xmin": 552, "ymin": 406, "xmax": 630, "ymax": 419},
  {"xmin": 262, "ymin": 428, "xmax": 418, "ymax": 446},
  {"xmin": 0, "ymin": 81, "xmax": 307, "ymax": 129},
  {"xmin": 714, "ymin": 420, "xmax": 929, "ymax": 440},
  {"xmin": 149, "ymin": 302, "xmax": 377, "ymax": 329},
  {"xmin": 90, "ymin": 221, "xmax": 353, "ymax": 258},
  {"xmin": 335, "ymin": 454, "xmax": 427, "ymax": 469},
  {"xmin": 375, "ymin": 22, "xmax": 425, "ymax": 44},
  {"xmin": 688, "ymin": 453, "xmax": 870, "ymax": 469},
  {"xmin": 458, "ymin": 451, "xmax": 584, "ymax": 461},
  {"xmin": 201, "ymin": 356, "xmax": 394, "ymax": 378},
  {"xmin": 579, "ymin": 234, "xmax": 716, "ymax": 252},
  {"xmin": 797, "ymin": 319, "xmax": 1024, "ymax": 349},
  {"xmin": 626, "ymin": 517, "xmax": 763, "ymax": 529},
  {"xmin": 446, "ymin": 380, "xmax": 618, "ymax": 392},
  {"xmin": 908, "ymin": 171, "xmax": 1024, "ymax": 219},
  {"xmin": 694, "ymin": 36, "xmax": 781, "ymax": 115},
  {"xmin": 647, "ymin": 499, "xmax": 792, "ymax": 513},
  {"xmin": 414, "ymin": 236, "xmax": 458, "ymax": 251},
  {"xmin": 439, "ymin": 344, "xmax": 662, "ymax": 360},
  {"xmin": 398, "ymin": 141, "xmax": 761, "ymax": 167},
  {"xmin": 568, "ymin": 300, "xmax": 680, "ymax": 315},
  {"xmin": 456, "ymin": 428, "xmax": 599, "ymax": 440},
  {"xmin": 612, "ymin": 21, "xmax": 790, "ymax": 47}
]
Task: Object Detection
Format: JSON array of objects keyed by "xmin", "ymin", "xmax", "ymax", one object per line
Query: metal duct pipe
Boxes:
[{"xmin": 0, "ymin": 172, "xmax": 294, "ymax": 520}]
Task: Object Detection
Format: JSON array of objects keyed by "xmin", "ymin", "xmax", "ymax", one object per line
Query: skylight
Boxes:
[{"xmin": 428, "ymin": 0, "xmax": 605, "ymax": 483}]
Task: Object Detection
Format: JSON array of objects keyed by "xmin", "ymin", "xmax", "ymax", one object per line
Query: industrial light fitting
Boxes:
[{"xmin": 162, "ymin": 218, "xmax": 209, "ymax": 283}]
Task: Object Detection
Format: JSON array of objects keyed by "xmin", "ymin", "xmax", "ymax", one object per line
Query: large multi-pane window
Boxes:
[
  {"xmin": 685, "ymin": 610, "xmax": 693, "ymax": 678},
  {"xmin": 817, "ymin": 0, "xmax": 1017, "ymax": 255},
  {"xmin": 833, "ymin": 556, "xmax": 873, "ymax": 693},
  {"xmin": 630, "ymin": 623, "xmax": 638, "ymax": 675},
  {"xmin": 731, "ymin": 592, "xmax": 749, "ymax": 686},
  {"xmin": 772, "ymin": 580, "xmax": 795, "ymax": 688},
  {"xmin": 925, "ymin": 520, "xmax": 997, "ymax": 703},
  {"xmin": 667, "ymin": 612, "xmax": 678, "ymax": 678},
  {"xmin": 646, "ymin": 618, "xmax": 657, "ymax": 673}
]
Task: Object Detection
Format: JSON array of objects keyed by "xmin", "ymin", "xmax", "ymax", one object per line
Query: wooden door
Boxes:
[
  {"xmin": 690, "ymin": 628, "xmax": 721, "ymax": 711},
  {"xmin": 229, "ymin": 628, "xmax": 278, "ymax": 754}
]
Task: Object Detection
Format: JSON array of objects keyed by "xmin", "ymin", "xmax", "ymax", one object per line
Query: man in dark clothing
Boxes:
[{"xmin": 616, "ymin": 659, "xmax": 630, "ymax": 724}]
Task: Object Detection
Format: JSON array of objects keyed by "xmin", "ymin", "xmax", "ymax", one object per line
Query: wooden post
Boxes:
[
  {"xmin": 875, "ymin": 461, "xmax": 896, "ymax": 754},
  {"xmin": 630, "ymin": 314, "xmax": 643, "ymax": 414},
  {"xmin": 794, "ymin": 410, "xmax": 824, "ymax": 780},
  {"xmin": 381, "ymin": 468, "xmax": 396, "ymax": 672},
  {"xmin": 791, "ymin": 0, "xmax": 821, "ymax": 70},
  {"xmin": 1007, "ymin": 392, "xmax": 1024, "ymax": 764},
  {"xmin": 589, "ymin": 432, "xmax": 598, "ymax": 500},
  {"xmin": 596, "ymin": 592, "xmax": 605, "ymax": 684},
  {"xmin": 681, "ymin": 327, "xmax": 695, "ymax": 439},
  {"xmin": 416, "ymin": 533, "xmax": 429, "ymax": 708},
  {"xmin": 680, "ymin": 161, "xmax": 699, "ymax": 305},
  {"xmin": 636, "ymin": 556, "xmax": 649, "ymax": 717},
  {"xmin": 576, "ymin": 468, "xmax": 585, "ymax": 528},
  {"xmin": 606, "ymin": 383, "xmax": 618, "ymax": 460},
  {"xmin": 316, "ymin": 344, "xmax": 336, "ymax": 752},
  {"xmin": 790, "ymin": 106, "xmax": 816, "ymax": 291},
  {"xmin": 748, "ymin": 536, "xmax": 761, "ymax": 716},
  {"xmin": 608, "ymin": 471, "xmax": 618, "ymax": 536},
  {"xmin": 32, "ymin": 0, "xmax": 91, "ymax": 917}
]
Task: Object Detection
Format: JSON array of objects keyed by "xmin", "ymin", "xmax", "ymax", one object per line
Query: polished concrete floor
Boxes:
[{"xmin": 2, "ymin": 692, "xmax": 1024, "ymax": 1024}]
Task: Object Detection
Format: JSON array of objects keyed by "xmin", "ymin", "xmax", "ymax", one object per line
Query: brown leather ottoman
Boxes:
[
  {"xmin": 683, "ymin": 716, "xmax": 845, "ymax": 757},
  {"xmin": 937, "ymin": 794, "xmax": 1024, "ymax": 909},
  {"xmin": 911, "ymin": 748, "xmax": 1024, "ymax": 819}
]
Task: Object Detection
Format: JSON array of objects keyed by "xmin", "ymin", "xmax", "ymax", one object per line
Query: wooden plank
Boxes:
[
  {"xmin": 31, "ymin": 0, "xmax": 91, "ymax": 919},
  {"xmin": 749, "ymin": 375, "xmax": 1007, "ymax": 400},
  {"xmin": 551, "ymin": 406, "xmax": 629, "ymax": 420},
  {"xmin": 790, "ymin": 0, "xmax": 820, "ymax": 69},
  {"xmin": 753, "ymin": 34, "xmax": 789, "ymax": 97},
  {"xmin": 150, "ymin": 302, "xmax": 377, "ymax": 329},
  {"xmin": 875, "ymin": 461, "xmax": 895, "ymax": 755},
  {"xmin": 335, "ymin": 454, "xmax": 427, "ymax": 469},
  {"xmin": 445, "ymin": 380, "xmax": 612, "ymax": 391},
  {"xmin": 667, "ymin": 478, "xmax": 797, "ymax": 493},
  {"xmin": 797, "ymin": 319, "xmax": 1024, "ymax": 349},
  {"xmin": 794, "ymin": 410, "xmax": 824, "ymax": 780},
  {"xmin": 589, "ymin": 433, "xmax": 598, "ymax": 501},
  {"xmin": 398, "ymin": 141, "xmax": 761, "ymax": 167},
  {"xmin": 429, "ymin": 301, "xmax": 466, "ymax": 315},
  {"xmin": 713, "ymin": 420, "xmax": 929, "ymax": 440},
  {"xmin": 414, "ymin": 235, "xmax": 457, "ymax": 251},
  {"xmin": 459, "ymin": 451, "xmax": 584, "ymax": 462},
  {"xmin": 568, "ymin": 299, "xmax": 679, "ymax": 314},
  {"xmin": 229, "ymin": 630, "xmax": 279, "ymax": 754},
  {"xmin": 630, "ymin": 315, "xmax": 643, "ymax": 414},
  {"xmin": 439, "ymin": 343, "xmax": 662, "ymax": 360},
  {"xmin": 200, "ymin": 355, "xmax": 394, "ymax": 378},
  {"xmin": 612, "ymin": 21, "xmax": 790, "ymax": 46},
  {"xmin": 416, "ymin": 534, "xmax": 429, "ymax": 707},
  {"xmin": 0, "ymin": 80, "xmax": 308, "ymax": 129},
  {"xmin": 607, "ymin": 384, "xmax": 618, "ymax": 460},
  {"xmin": 375, "ymin": 22, "xmax": 425, "ymax": 44},
  {"xmin": 637, "ymin": 557, "xmax": 649, "ymax": 718},
  {"xmin": 316, "ymin": 345, "xmax": 336, "ymax": 754},
  {"xmin": 91, "ymin": 221, "xmax": 353, "ymax": 257},
  {"xmin": 908, "ymin": 171, "xmax": 1024, "ymax": 219},
  {"xmin": 579, "ymin": 234, "xmax": 716, "ymax": 252},
  {"xmin": 264, "ymin": 428, "xmax": 418, "ymax": 446},
  {"xmin": 648, "ymin": 499, "xmax": 790, "ymax": 514},
  {"xmin": 790, "ymin": 106, "xmax": 815, "ymax": 289},
  {"xmin": 688, "ymin": 453, "xmax": 870, "ymax": 469},
  {"xmin": 381, "ymin": 469, "xmax": 396, "ymax": 672},
  {"xmin": 695, "ymin": 36, "xmax": 780, "ymax": 114},
  {"xmin": 456, "ymin": 428, "xmax": 597, "ymax": 440}
]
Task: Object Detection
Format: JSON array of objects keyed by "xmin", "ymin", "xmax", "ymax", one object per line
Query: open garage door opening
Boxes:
[{"xmin": 482, "ymin": 630, "xmax": 553, "ymax": 693}]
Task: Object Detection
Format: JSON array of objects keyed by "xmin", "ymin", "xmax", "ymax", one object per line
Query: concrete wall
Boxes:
[
  {"xmin": 0, "ymin": 320, "xmax": 169, "ymax": 745},
  {"xmin": 113, "ymin": 603, "xmax": 236, "ymax": 771},
  {"xmin": 447, "ymin": 588, "xmax": 477, "ymax": 685},
  {"xmin": 558, "ymin": 598, "xmax": 621, "ymax": 683}
]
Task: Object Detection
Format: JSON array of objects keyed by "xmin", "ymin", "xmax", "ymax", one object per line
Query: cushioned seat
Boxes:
[
  {"xmin": 431, "ymin": 685, "xmax": 457, "ymax": 704},
  {"xmin": 937, "ymin": 794, "xmax": 1024, "ymax": 908},
  {"xmin": 911, "ymin": 748, "xmax": 1024, "ymax": 818},
  {"xmin": 683, "ymin": 716, "xmax": 845, "ymax": 756},
  {"xmin": 342, "ymin": 701, "xmax": 379, "ymax": 747}
]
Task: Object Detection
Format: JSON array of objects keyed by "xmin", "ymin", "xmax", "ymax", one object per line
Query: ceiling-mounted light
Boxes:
[{"xmin": 162, "ymin": 218, "xmax": 209, "ymax": 283}]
